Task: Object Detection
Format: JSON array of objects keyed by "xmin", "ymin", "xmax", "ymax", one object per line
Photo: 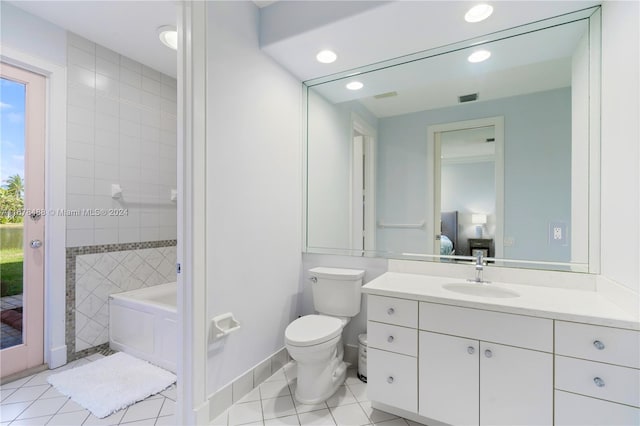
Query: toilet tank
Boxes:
[{"xmin": 310, "ymin": 267, "xmax": 365, "ymax": 317}]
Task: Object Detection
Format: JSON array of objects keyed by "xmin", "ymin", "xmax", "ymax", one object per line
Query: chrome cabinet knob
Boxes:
[
  {"xmin": 484, "ymin": 349, "xmax": 493, "ymax": 358},
  {"xmin": 30, "ymin": 239, "xmax": 42, "ymax": 249},
  {"xmin": 387, "ymin": 376, "xmax": 394, "ymax": 384},
  {"xmin": 593, "ymin": 377, "xmax": 605, "ymax": 387},
  {"xmin": 593, "ymin": 340, "xmax": 605, "ymax": 350},
  {"xmin": 387, "ymin": 307, "xmax": 395, "ymax": 315},
  {"xmin": 467, "ymin": 346, "xmax": 475, "ymax": 355},
  {"xmin": 387, "ymin": 335, "xmax": 394, "ymax": 343}
]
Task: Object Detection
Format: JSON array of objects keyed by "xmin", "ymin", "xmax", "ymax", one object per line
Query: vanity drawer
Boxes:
[
  {"xmin": 419, "ymin": 302, "xmax": 552, "ymax": 352},
  {"xmin": 555, "ymin": 321, "xmax": 640, "ymax": 368},
  {"xmin": 367, "ymin": 321, "xmax": 417, "ymax": 356},
  {"xmin": 555, "ymin": 390, "xmax": 640, "ymax": 426},
  {"xmin": 555, "ymin": 355, "xmax": 640, "ymax": 407},
  {"xmin": 368, "ymin": 295, "xmax": 418, "ymax": 328},
  {"xmin": 367, "ymin": 348, "xmax": 417, "ymax": 413}
]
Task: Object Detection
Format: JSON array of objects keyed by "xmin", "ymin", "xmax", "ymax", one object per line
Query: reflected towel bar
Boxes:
[{"xmin": 377, "ymin": 220, "xmax": 426, "ymax": 229}]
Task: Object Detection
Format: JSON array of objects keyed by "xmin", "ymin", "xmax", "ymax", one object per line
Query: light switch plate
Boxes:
[{"xmin": 549, "ymin": 222, "xmax": 568, "ymax": 246}]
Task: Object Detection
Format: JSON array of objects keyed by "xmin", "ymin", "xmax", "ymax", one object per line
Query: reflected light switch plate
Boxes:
[{"xmin": 549, "ymin": 222, "xmax": 568, "ymax": 246}]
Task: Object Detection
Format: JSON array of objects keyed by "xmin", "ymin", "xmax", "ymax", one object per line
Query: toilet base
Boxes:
[
  {"xmin": 288, "ymin": 338, "xmax": 347, "ymax": 404},
  {"xmin": 294, "ymin": 359, "xmax": 347, "ymax": 404}
]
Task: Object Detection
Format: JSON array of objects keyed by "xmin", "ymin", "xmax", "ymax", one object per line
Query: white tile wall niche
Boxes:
[
  {"xmin": 65, "ymin": 32, "xmax": 177, "ymax": 248},
  {"xmin": 74, "ymin": 245, "xmax": 177, "ymax": 352}
]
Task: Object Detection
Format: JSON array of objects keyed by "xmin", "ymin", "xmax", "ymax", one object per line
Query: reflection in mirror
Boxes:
[
  {"xmin": 305, "ymin": 9, "xmax": 598, "ymax": 272},
  {"xmin": 435, "ymin": 122, "xmax": 499, "ymax": 260}
]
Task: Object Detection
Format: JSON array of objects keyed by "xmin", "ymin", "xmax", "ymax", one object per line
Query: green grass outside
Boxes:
[{"xmin": 1, "ymin": 226, "xmax": 24, "ymax": 297}]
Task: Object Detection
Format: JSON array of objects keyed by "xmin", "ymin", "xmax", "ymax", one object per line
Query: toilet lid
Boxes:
[{"xmin": 285, "ymin": 315, "xmax": 342, "ymax": 347}]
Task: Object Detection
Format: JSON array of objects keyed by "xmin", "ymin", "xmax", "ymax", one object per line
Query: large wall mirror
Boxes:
[{"xmin": 304, "ymin": 7, "xmax": 600, "ymax": 273}]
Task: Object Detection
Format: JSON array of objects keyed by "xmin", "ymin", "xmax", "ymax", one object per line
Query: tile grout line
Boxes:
[
  {"xmin": 285, "ymin": 378, "xmax": 303, "ymax": 426},
  {"xmin": 42, "ymin": 388, "xmax": 74, "ymax": 426},
  {"xmin": 5, "ymin": 384, "xmax": 52, "ymax": 424}
]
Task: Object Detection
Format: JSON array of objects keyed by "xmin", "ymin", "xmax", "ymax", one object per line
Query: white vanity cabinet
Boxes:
[
  {"xmin": 418, "ymin": 302, "xmax": 553, "ymax": 426},
  {"xmin": 364, "ymin": 282, "xmax": 639, "ymax": 426},
  {"xmin": 554, "ymin": 321, "xmax": 640, "ymax": 426}
]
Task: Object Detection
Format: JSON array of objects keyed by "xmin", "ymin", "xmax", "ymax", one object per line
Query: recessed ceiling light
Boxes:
[
  {"xmin": 468, "ymin": 50, "xmax": 491, "ymax": 63},
  {"xmin": 465, "ymin": 4, "xmax": 494, "ymax": 23},
  {"xmin": 158, "ymin": 25, "xmax": 177, "ymax": 50},
  {"xmin": 346, "ymin": 81, "xmax": 364, "ymax": 90},
  {"xmin": 316, "ymin": 50, "xmax": 337, "ymax": 64}
]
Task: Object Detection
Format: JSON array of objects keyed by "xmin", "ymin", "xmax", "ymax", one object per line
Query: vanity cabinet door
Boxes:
[
  {"xmin": 479, "ymin": 342, "xmax": 552, "ymax": 426},
  {"xmin": 367, "ymin": 348, "xmax": 417, "ymax": 413},
  {"xmin": 419, "ymin": 331, "xmax": 479, "ymax": 426}
]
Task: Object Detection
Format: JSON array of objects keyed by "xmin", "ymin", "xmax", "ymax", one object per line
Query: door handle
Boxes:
[{"xmin": 30, "ymin": 239, "xmax": 42, "ymax": 249}]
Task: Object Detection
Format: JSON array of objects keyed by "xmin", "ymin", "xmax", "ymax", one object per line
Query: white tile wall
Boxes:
[
  {"xmin": 74, "ymin": 246, "xmax": 177, "ymax": 351},
  {"xmin": 65, "ymin": 33, "xmax": 177, "ymax": 247}
]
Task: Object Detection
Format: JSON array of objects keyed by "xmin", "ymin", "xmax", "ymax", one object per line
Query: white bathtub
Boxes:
[{"xmin": 109, "ymin": 282, "xmax": 177, "ymax": 373}]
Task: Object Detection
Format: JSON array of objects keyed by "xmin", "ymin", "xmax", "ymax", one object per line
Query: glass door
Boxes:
[{"xmin": 0, "ymin": 62, "xmax": 46, "ymax": 378}]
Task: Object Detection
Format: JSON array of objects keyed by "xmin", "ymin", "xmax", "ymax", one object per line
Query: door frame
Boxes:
[
  {"xmin": 350, "ymin": 113, "xmax": 377, "ymax": 254},
  {"xmin": 429, "ymin": 116, "xmax": 504, "ymax": 259},
  {"xmin": 1, "ymin": 46, "xmax": 67, "ymax": 369}
]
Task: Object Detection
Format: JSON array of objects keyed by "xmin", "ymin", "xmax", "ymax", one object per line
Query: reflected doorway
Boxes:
[
  {"xmin": 350, "ymin": 114, "xmax": 377, "ymax": 255},
  {"xmin": 431, "ymin": 116, "xmax": 504, "ymax": 260}
]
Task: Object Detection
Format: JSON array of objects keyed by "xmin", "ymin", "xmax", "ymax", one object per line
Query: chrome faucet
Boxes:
[{"xmin": 474, "ymin": 252, "xmax": 485, "ymax": 283}]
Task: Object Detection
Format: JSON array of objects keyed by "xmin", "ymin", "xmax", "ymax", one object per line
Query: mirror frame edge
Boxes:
[{"xmin": 588, "ymin": 7, "xmax": 602, "ymax": 275}]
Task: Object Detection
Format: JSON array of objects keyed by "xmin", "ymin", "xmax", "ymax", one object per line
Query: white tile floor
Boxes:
[
  {"xmin": 212, "ymin": 363, "xmax": 424, "ymax": 426},
  {"xmin": 0, "ymin": 354, "xmax": 176, "ymax": 426},
  {"xmin": 1, "ymin": 356, "xmax": 423, "ymax": 426}
]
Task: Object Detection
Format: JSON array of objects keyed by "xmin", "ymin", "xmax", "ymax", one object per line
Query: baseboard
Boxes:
[
  {"xmin": 208, "ymin": 347, "xmax": 290, "ymax": 422},
  {"xmin": 193, "ymin": 399, "xmax": 210, "ymax": 426},
  {"xmin": 0, "ymin": 364, "xmax": 48, "ymax": 385},
  {"xmin": 371, "ymin": 401, "xmax": 447, "ymax": 426},
  {"xmin": 47, "ymin": 344, "xmax": 67, "ymax": 369}
]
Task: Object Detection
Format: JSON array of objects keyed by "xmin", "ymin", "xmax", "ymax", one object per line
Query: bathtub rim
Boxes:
[{"xmin": 108, "ymin": 281, "xmax": 177, "ymax": 314}]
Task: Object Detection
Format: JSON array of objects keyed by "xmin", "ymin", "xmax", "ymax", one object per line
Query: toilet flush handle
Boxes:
[{"xmin": 310, "ymin": 276, "xmax": 317, "ymax": 283}]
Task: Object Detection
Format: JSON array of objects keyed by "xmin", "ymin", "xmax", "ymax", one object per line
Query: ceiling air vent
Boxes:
[
  {"xmin": 458, "ymin": 93, "xmax": 478, "ymax": 103},
  {"xmin": 374, "ymin": 91, "xmax": 398, "ymax": 99}
]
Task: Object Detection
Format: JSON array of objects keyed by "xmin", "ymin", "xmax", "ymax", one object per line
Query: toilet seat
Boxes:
[{"xmin": 285, "ymin": 315, "xmax": 342, "ymax": 347}]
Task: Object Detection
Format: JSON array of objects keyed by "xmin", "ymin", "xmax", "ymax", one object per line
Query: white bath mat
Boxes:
[{"xmin": 47, "ymin": 352, "xmax": 176, "ymax": 418}]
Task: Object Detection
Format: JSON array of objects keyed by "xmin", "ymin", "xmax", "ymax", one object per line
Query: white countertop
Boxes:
[{"xmin": 362, "ymin": 272, "xmax": 640, "ymax": 331}]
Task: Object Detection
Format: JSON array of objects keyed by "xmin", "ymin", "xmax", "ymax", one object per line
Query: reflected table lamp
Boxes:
[{"xmin": 472, "ymin": 214, "xmax": 487, "ymax": 238}]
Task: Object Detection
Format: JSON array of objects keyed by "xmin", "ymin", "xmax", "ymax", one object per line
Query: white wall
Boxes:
[
  {"xmin": 600, "ymin": 1, "xmax": 640, "ymax": 293},
  {"xmin": 205, "ymin": 1, "xmax": 302, "ymax": 394},
  {"xmin": 64, "ymin": 33, "xmax": 177, "ymax": 247},
  {"xmin": 307, "ymin": 90, "xmax": 351, "ymax": 250},
  {"xmin": 0, "ymin": 2, "xmax": 66, "ymax": 67},
  {"xmin": 307, "ymin": 91, "xmax": 379, "ymax": 252}
]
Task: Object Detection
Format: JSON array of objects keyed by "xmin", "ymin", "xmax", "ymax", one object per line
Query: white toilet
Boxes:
[{"xmin": 285, "ymin": 267, "xmax": 365, "ymax": 404}]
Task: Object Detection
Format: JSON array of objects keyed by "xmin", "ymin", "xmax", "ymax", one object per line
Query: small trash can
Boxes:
[{"xmin": 357, "ymin": 333, "xmax": 367, "ymax": 383}]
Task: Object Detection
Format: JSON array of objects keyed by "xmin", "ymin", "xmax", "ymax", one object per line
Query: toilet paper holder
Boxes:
[{"xmin": 211, "ymin": 313, "xmax": 241, "ymax": 341}]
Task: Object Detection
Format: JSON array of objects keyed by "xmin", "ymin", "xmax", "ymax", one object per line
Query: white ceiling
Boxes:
[
  {"xmin": 9, "ymin": 0, "xmax": 179, "ymax": 77},
  {"xmin": 260, "ymin": 0, "xmax": 600, "ymax": 82},
  {"xmin": 9, "ymin": 0, "xmax": 600, "ymax": 85}
]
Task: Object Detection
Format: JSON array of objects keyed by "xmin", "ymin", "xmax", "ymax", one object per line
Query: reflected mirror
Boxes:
[{"xmin": 305, "ymin": 8, "xmax": 600, "ymax": 272}]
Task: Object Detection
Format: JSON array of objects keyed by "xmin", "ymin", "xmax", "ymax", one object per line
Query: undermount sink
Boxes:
[{"xmin": 442, "ymin": 282, "xmax": 520, "ymax": 298}]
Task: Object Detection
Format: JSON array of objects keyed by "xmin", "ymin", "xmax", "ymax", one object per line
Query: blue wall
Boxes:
[{"xmin": 376, "ymin": 88, "xmax": 572, "ymax": 262}]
